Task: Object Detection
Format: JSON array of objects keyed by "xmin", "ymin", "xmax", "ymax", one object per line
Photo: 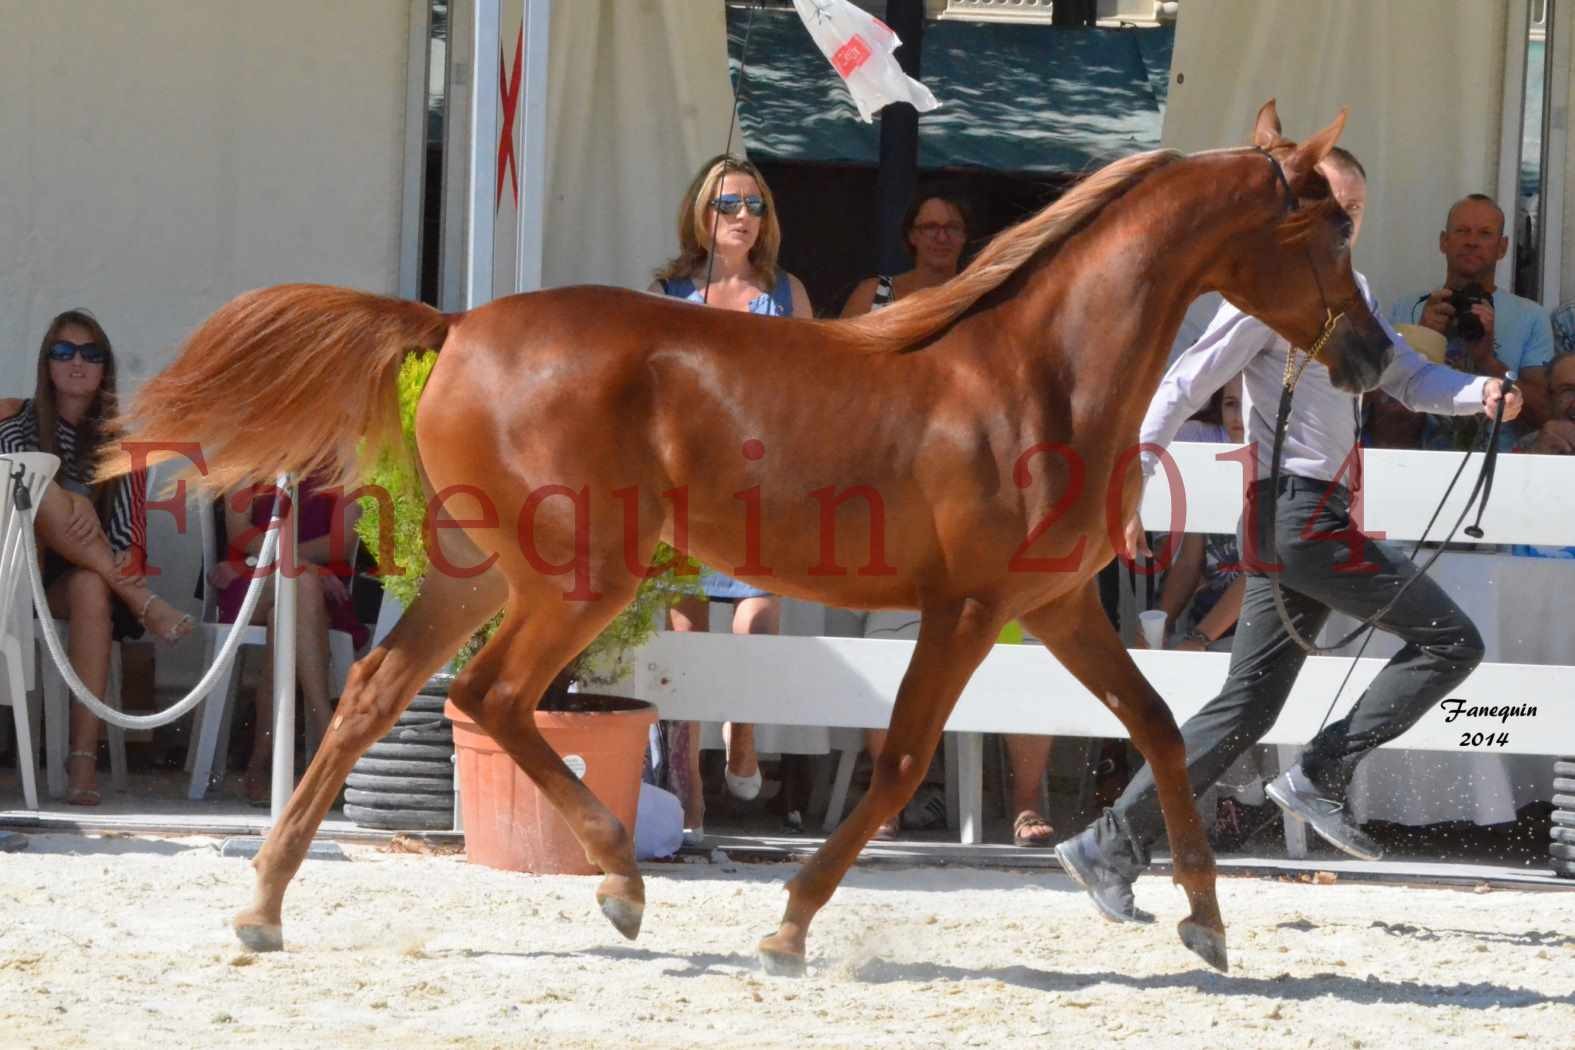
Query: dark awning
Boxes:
[{"xmin": 726, "ymin": 8, "xmax": 1172, "ymax": 174}]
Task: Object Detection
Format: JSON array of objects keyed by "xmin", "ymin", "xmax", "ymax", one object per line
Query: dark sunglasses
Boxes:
[
  {"xmin": 710, "ymin": 194, "xmax": 766, "ymax": 218},
  {"xmin": 48, "ymin": 340, "xmax": 109, "ymax": 365}
]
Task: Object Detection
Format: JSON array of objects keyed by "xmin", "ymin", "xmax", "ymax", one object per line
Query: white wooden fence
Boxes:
[{"xmin": 629, "ymin": 443, "xmax": 1575, "ymax": 847}]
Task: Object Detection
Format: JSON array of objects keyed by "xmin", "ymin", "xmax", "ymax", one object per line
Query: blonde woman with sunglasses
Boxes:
[{"xmin": 650, "ymin": 154, "xmax": 816, "ymax": 843}]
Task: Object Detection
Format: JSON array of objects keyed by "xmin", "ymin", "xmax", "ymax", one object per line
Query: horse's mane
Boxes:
[{"xmin": 838, "ymin": 148, "xmax": 1186, "ymax": 353}]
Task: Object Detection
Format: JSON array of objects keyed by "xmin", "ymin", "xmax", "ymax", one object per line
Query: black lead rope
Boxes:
[
  {"xmin": 1303, "ymin": 376, "xmax": 1513, "ymax": 733},
  {"xmin": 1244, "ymin": 148, "xmax": 1513, "ymax": 735},
  {"xmin": 1264, "ymin": 369, "xmax": 1503, "ymax": 659},
  {"xmin": 1465, "ymin": 377, "xmax": 1515, "ymax": 537},
  {"xmin": 1250, "ymin": 145, "xmax": 1508, "ymax": 663}
]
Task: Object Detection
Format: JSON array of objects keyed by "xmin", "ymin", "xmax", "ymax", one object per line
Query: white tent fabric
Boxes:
[
  {"xmin": 0, "ymin": 0, "xmax": 409, "ymax": 394},
  {"xmin": 1161, "ymin": 0, "xmax": 1509, "ymax": 313},
  {"xmin": 541, "ymin": 1, "xmax": 742, "ymax": 292}
]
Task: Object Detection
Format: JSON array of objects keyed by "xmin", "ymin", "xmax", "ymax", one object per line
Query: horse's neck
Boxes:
[{"xmin": 1012, "ymin": 164, "xmax": 1257, "ymax": 447}]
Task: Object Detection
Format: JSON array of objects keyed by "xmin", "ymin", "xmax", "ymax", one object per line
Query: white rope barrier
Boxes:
[{"xmin": 17, "ymin": 470, "xmax": 291, "ymax": 732}]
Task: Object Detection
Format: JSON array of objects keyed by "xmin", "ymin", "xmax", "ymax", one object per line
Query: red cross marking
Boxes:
[{"xmin": 496, "ymin": 27, "xmax": 524, "ymax": 212}]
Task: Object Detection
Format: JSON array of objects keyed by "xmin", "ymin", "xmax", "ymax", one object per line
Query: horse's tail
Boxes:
[{"xmin": 99, "ymin": 284, "xmax": 454, "ymax": 492}]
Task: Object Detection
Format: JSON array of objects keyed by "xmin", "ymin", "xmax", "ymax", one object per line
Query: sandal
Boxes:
[
  {"xmin": 872, "ymin": 816, "xmax": 900, "ymax": 841},
  {"xmin": 242, "ymin": 764, "xmax": 271, "ymax": 808},
  {"xmin": 136, "ymin": 593, "xmax": 195, "ymax": 644},
  {"xmin": 1012, "ymin": 810, "xmax": 1055, "ymax": 848},
  {"xmin": 66, "ymin": 750, "xmax": 101, "ymax": 807}
]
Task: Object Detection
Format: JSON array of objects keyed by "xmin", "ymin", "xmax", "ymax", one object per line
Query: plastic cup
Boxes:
[{"xmin": 1138, "ymin": 609, "xmax": 1168, "ymax": 650}]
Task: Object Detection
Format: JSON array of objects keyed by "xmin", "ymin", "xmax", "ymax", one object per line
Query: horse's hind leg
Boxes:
[
  {"xmin": 445, "ymin": 581, "xmax": 649, "ymax": 940},
  {"xmin": 758, "ymin": 599, "xmax": 1004, "ymax": 976},
  {"xmin": 1019, "ymin": 584, "xmax": 1227, "ymax": 972},
  {"xmin": 233, "ymin": 561, "xmax": 506, "ymax": 951}
]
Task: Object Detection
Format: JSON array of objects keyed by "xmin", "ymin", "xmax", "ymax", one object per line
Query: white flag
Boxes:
[{"xmin": 791, "ymin": 0, "xmax": 941, "ymax": 123}]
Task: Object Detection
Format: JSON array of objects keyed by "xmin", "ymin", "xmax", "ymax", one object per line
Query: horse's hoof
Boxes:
[
  {"xmin": 1178, "ymin": 918, "xmax": 1228, "ymax": 973},
  {"xmin": 598, "ymin": 894, "xmax": 643, "ymax": 941},
  {"xmin": 759, "ymin": 946, "xmax": 807, "ymax": 978},
  {"xmin": 234, "ymin": 921, "xmax": 284, "ymax": 953}
]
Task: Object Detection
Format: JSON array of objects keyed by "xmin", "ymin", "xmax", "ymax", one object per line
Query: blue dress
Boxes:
[{"xmin": 659, "ymin": 273, "xmax": 794, "ymax": 601}]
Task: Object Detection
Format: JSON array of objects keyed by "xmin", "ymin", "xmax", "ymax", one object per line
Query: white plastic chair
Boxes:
[
  {"xmin": 0, "ymin": 453, "xmax": 61, "ymax": 808},
  {"xmin": 183, "ymin": 494, "xmax": 357, "ymax": 800}
]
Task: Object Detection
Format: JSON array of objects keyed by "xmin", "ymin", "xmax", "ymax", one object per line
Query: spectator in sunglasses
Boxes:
[
  {"xmin": 841, "ymin": 189, "xmax": 973, "ymax": 317},
  {"xmin": 0, "ymin": 309, "xmax": 194, "ymax": 804},
  {"xmin": 649, "ymin": 154, "xmax": 817, "ymax": 842}
]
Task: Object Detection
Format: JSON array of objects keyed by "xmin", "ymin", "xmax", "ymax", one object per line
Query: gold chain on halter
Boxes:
[{"xmin": 1282, "ymin": 308, "xmax": 1345, "ymax": 392}]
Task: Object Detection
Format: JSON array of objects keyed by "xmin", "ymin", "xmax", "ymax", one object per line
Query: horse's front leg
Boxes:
[
  {"xmin": 758, "ymin": 599, "xmax": 1003, "ymax": 976},
  {"xmin": 1020, "ymin": 583, "xmax": 1227, "ymax": 972}
]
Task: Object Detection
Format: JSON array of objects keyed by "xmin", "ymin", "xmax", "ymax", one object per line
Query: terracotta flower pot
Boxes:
[{"xmin": 444, "ymin": 694, "xmax": 658, "ymax": 875}]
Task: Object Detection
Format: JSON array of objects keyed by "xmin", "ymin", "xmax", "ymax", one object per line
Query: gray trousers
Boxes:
[{"xmin": 1092, "ymin": 475, "xmax": 1485, "ymax": 871}]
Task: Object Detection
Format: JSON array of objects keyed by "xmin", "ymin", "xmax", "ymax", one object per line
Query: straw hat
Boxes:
[{"xmin": 1395, "ymin": 323, "xmax": 1447, "ymax": 365}]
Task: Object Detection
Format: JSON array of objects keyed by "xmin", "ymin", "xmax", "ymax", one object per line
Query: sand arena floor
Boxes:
[{"xmin": 1, "ymin": 833, "xmax": 1570, "ymax": 1049}]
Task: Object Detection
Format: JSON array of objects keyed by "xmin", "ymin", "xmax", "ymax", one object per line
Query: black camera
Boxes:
[{"xmin": 1447, "ymin": 283, "xmax": 1491, "ymax": 342}]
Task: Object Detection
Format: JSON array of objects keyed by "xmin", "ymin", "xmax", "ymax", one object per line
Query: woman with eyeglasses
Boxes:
[
  {"xmin": 0, "ymin": 309, "xmax": 194, "ymax": 804},
  {"xmin": 840, "ymin": 190, "xmax": 972, "ymax": 318},
  {"xmin": 649, "ymin": 154, "xmax": 816, "ymax": 842}
]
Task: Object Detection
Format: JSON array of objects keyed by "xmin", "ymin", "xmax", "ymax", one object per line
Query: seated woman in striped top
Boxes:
[{"xmin": 0, "ymin": 310, "xmax": 193, "ymax": 804}]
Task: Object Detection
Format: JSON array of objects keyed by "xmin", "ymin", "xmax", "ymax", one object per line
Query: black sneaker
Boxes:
[
  {"xmin": 1053, "ymin": 828, "xmax": 1154, "ymax": 924},
  {"xmin": 1265, "ymin": 764, "xmax": 1383, "ymax": 862}
]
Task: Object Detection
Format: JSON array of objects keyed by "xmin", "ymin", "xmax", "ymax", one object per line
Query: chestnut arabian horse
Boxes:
[{"xmin": 104, "ymin": 103, "xmax": 1391, "ymax": 975}]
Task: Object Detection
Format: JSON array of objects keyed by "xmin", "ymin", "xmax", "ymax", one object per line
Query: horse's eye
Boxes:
[{"xmin": 1333, "ymin": 215, "xmax": 1354, "ymax": 250}]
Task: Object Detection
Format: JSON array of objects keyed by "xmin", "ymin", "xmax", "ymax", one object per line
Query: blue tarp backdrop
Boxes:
[{"xmin": 727, "ymin": 8, "xmax": 1173, "ymax": 174}]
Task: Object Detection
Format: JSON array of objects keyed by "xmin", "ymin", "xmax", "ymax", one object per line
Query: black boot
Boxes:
[{"xmin": 1054, "ymin": 826, "xmax": 1154, "ymax": 924}]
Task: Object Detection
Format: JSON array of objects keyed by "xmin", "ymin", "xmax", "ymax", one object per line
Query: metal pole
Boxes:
[
  {"xmin": 1495, "ymin": 0, "xmax": 1532, "ymax": 293},
  {"xmin": 876, "ymin": 0, "xmax": 924, "ymax": 278},
  {"xmin": 269, "ymin": 481, "xmax": 299, "ymax": 823},
  {"xmin": 1538, "ymin": 0, "xmax": 1568, "ymax": 307},
  {"xmin": 398, "ymin": 0, "xmax": 433, "ymax": 300},
  {"xmin": 513, "ymin": 0, "xmax": 551, "ymax": 293},
  {"xmin": 467, "ymin": 0, "xmax": 501, "ymax": 308}
]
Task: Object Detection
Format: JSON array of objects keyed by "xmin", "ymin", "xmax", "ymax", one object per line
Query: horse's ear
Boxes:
[
  {"xmin": 1284, "ymin": 107, "xmax": 1349, "ymax": 186},
  {"xmin": 1252, "ymin": 99, "xmax": 1283, "ymax": 149}
]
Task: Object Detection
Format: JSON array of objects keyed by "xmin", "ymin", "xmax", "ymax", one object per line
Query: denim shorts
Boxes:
[{"xmin": 699, "ymin": 566, "xmax": 771, "ymax": 602}]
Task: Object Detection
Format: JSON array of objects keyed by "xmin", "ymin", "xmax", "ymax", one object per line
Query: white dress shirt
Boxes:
[{"xmin": 1139, "ymin": 274, "xmax": 1490, "ymax": 486}]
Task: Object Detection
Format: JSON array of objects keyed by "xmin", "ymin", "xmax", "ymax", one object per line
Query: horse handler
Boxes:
[{"xmin": 1055, "ymin": 148, "xmax": 1522, "ymax": 922}]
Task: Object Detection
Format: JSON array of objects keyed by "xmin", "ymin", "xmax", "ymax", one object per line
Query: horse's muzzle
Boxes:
[{"xmin": 1324, "ymin": 315, "xmax": 1394, "ymax": 393}]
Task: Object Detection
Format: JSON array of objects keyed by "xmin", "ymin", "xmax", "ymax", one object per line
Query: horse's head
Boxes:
[{"xmin": 1212, "ymin": 101, "xmax": 1393, "ymax": 393}]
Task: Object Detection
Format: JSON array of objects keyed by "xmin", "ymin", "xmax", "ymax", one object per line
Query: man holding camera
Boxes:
[{"xmin": 1392, "ymin": 194, "xmax": 1554, "ymax": 449}]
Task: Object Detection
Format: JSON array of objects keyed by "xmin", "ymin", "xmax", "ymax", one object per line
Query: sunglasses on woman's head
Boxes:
[
  {"xmin": 710, "ymin": 194, "xmax": 766, "ymax": 218},
  {"xmin": 48, "ymin": 340, "xmax": 109, "ymax": 365}
]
